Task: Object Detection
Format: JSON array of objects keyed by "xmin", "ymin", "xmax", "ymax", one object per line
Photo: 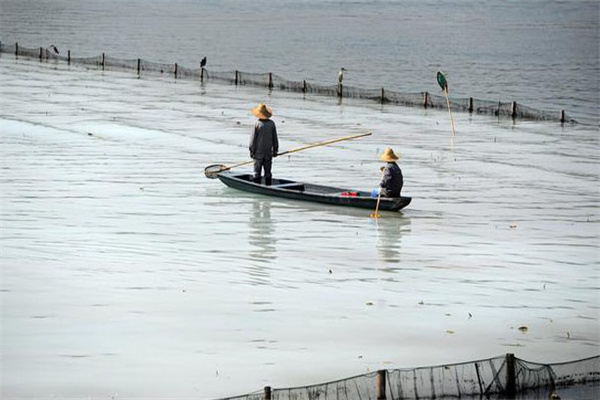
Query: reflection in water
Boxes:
[
  {"xmin": 248, "ymin": 200, "xmax": 277, "ymax": 263},
  {"xmin": 376, "ymin": 216, "xmax": 412, "ymax": 263}
]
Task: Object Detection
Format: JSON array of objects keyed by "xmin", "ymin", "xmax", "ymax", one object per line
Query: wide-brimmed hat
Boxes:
[
  {"xmin": 380, "ymin": 147, "xmax": 400, "ymax": 162},
  {"xmin": 251, "ymin": 103, "xmax": 272, "ymax": 119}
]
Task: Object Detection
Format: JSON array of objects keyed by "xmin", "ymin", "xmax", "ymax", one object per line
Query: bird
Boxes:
[
  {"xmin": 338, "ymin": 67, "xmax": 347, "ymax": 84},
  {"xmin": 48, "ymin": 45, "xmax": 59, "ymax": 55},
  {"xmin": 200, "ymin": 56, "xmax": 207, "ymax": 69}
]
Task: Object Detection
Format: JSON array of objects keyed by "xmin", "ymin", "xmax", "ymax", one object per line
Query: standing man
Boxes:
[{"xmin": 249, "ymin": 103, "xmax": 279, "ymax": 186}]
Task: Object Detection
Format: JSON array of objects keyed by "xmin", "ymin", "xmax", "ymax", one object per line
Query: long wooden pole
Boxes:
[
  {"xmin": 278, "ymin": 131, "xmax": 372, "ymax": 157},
  {"xmin": 206, "ymin": 131, "xmax": 372, "ymax": 177},
  {"xmin": 370, "ymin": 168, "xmax": 384, "ymax": 219},
  {"xmin": 444, "ymin": 88, "xmax": 456, "ymax": 136}
]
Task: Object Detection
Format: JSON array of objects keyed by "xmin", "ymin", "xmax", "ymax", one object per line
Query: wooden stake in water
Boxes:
[{"xmin": 437, "ymin": 71, "xmax": 456, "ymax": 136}]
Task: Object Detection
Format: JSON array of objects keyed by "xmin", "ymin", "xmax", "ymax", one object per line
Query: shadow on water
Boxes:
[{"xmin": 375, "ymin": 215, "xmax": 412, "ymax": 263}]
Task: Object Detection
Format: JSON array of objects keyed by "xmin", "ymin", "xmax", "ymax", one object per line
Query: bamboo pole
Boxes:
[
  {"xmin": 444, "ymin": 88, "xmax": 456, "ymax": 136},
  {"xmin": 263, "ymin": 386, "xmax": 272, "ymax": 400},
  {"xmin": 377, "ymin": 370, "xmax": 387, "ymax": 400},
  {"xmin": 510, "ymin": 101, "xmax": 517, "ymax": 119},
  {"xmin": 505, "ymin": 353, "xmax": 516, "ymax": 399},
  {"xmin": 67, "ymin": 50, "xmax": 71, "ymax": 65},
  {"xmin": 205, "ymin": 132, "xmax": 372, "ymax": 178}
]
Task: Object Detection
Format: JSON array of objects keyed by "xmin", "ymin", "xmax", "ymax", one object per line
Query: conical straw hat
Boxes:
[
  {"xmin": 380, "ymin": 147, "xmax": 399, "ymax": 162},
  {"xmin": 251, "ymin": 103, "xmax": 272, "ymax": 119}
]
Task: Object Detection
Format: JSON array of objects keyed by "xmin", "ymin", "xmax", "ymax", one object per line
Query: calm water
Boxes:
[
  {"xmin": 1, "ymin": 0, "xmax": 599, "ymax": 124},
  {"xmin": 1, "ymin": 1, "xmax": 599, "ymax": 398}
]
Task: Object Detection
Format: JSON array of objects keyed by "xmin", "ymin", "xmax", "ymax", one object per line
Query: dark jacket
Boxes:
[
  {"xmin": 249, "ymin": 119, "xmax": 278, "ymax": 159},
  {"xmin": 380, "ymin": 162, "xmax": 403, "ymax": 197}
]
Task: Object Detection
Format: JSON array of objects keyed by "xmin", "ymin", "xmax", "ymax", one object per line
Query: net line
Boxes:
[{"xmin": 0, "ymin": 42, "xmax": 575, "ymax": 124}]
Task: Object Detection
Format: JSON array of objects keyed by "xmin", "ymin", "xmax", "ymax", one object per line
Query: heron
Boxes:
[
  {"xmin": 200, "ymin": 56, "xmax": 207, "ymax": 69},
  {"xmin": 338, "ymin": 67, "xmax": 347, "ymax": 84}
]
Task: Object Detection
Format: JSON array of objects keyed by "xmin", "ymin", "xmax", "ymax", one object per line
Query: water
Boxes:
[
  {"xmin": 1, "ymin": 1, "xmax": 599, "ymax": 399},
  {"xmin": 1, "ymin": 0, "xmax": 598, "ymax": 124}
]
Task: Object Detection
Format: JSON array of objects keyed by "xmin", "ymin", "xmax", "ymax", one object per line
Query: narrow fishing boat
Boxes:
[{"xmin": 216, "ymin": 171, "xmax": 411, "ymax": 212}]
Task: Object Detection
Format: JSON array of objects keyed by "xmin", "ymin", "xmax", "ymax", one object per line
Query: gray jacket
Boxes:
[
  {"xmin": 380, "ymin": 162, "xmax": 403, "ymax": 197},
  {"xmin": 249, "ymin": 119, "xmax": 278, "ymax": 159}
]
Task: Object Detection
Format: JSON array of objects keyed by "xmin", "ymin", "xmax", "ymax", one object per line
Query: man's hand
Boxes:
[{"xmin": 273, "ymin": 151, "xmax": 278, "ymax": 158}]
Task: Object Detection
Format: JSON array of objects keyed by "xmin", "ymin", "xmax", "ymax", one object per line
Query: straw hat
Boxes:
[
  {"xmin": 380, "ymin": 147, "xmax": 400, "ymax": 162},
  {"xmin": 251, "ymin": 103, "xmax": 272, "ymax": 119}
]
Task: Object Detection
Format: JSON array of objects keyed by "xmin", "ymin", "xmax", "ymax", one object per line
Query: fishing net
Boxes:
[
  {"xmin": 215, "ymin": 355, "xmax": 599, "ymax": 400},
  {"xmin": 272, "ymin": 371, "xmax": 379, "ymax": 400},
  {"xmin": 1, "ymin": 42, "xmax": 576, "ymax": 124},
  {"xmin": 204, "ymin": 164, "xmax": 228, "ymax": 179}
]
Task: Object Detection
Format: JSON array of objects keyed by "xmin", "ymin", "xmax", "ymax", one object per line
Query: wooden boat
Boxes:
[{"xmin": 216, "ymin": 171, "xmax": 411, "ymax": 212}]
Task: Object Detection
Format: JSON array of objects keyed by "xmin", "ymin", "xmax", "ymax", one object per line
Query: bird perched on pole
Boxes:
[
  {"xmin": 200, "ymin": 56, "xmax": 207, "ymax": 82},
  {"xmin": 45, "ymin": 45, "xmax": 59, "ymax": 60},
  {"xmin": 338, "ymin": 67, "xmax": 347, "ymax": 84}
]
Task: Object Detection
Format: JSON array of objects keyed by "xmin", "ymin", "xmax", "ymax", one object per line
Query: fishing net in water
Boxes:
[
  {"xmin": 204, "ymin": 164, "xmax": 228, "ymax": 179},
  {"xmin": 216, "ymin": 355, "xmax": 599, "ymax": 400},
  {"xmin": 0, "ymin": 42, "xmax": 575, "ymax": 124}
]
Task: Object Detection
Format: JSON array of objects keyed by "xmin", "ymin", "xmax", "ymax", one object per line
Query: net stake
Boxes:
[
  {"xmin": 377, "ymin": 370, "xmax": 387, "ymax": 400},
  {"xmin": 506, "ymin": 353, "xmax": 516, "ymax": 399}
]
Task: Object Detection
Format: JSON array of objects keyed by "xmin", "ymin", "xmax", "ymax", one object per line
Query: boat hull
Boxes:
[{"xmin": 216, "ymin": 172, "xmax": 411, "ymax": 212}]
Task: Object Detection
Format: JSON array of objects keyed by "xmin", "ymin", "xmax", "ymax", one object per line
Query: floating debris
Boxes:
[{"xmin": 518, "ymin": 326, "xmax": 529, "ymax": 333}]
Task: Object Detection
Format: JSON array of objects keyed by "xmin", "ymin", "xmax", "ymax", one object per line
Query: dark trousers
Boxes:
[{"xmin": 253, "ymin": 157, "xmax": 272, "ymax": 185}]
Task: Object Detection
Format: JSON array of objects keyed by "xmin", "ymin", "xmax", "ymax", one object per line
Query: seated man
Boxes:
[{"xmin": 378, "ymin": 147, "xmax": 403, "ymax": 197}]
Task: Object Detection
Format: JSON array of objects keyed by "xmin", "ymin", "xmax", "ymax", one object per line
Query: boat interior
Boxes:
[
  {"xmin": 234, "ymin": 174, "xmax": 306, "ymax": 191},
  {"xmin": 231, "ymin": 173, "xmax": 364, "ymax": 196}
]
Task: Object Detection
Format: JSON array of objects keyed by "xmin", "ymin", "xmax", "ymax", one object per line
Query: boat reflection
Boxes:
[{"xmin": 375, "ymin": 215, "xmax": 412, "ymax": 263}]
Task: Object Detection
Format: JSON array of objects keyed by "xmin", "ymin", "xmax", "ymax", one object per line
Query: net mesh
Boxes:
[
  {"xmin": 215, "ymin": 355, "xmax": 599, "ymax": 400},
  {"xmin": 0, "ymin": 41, "xmax": 576, "ymax": 124}
]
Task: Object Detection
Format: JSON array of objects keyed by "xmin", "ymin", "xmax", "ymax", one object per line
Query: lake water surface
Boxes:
[{"xmin": 0, "ymin": 0, "xmax": 598, "ymax": 398}]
